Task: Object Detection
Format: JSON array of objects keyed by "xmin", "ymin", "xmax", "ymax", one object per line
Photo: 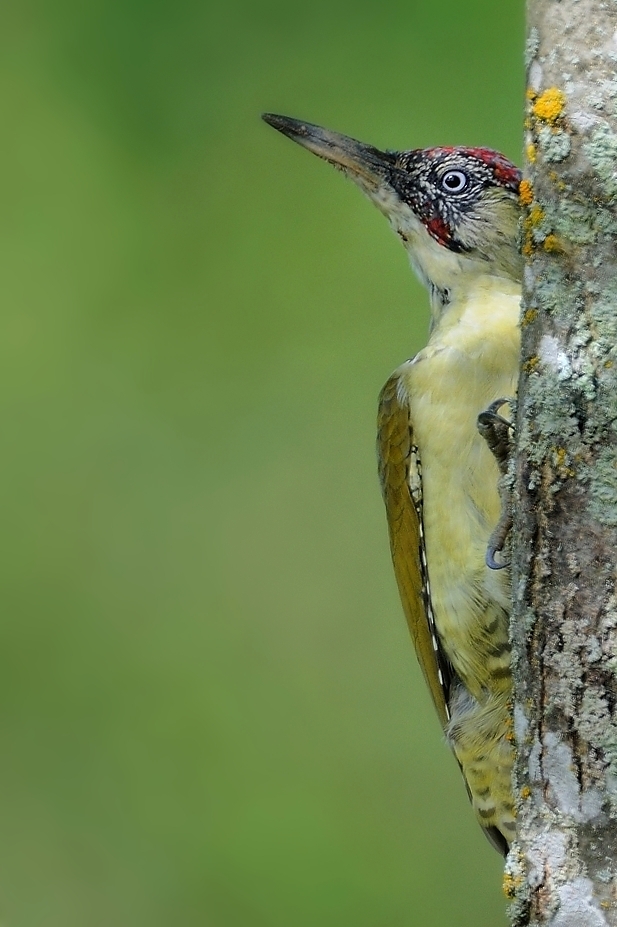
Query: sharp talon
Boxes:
[
  {"xmin": 486, "ymin": 547, "xmax": 510, "ymax": 571},
  {"xmin": 479, "ymin": 397, "xmax": 515, "ymax": 569},
  {"xmin": 477, "ymin": 398, "xmax": 515, "ymax": 432},
  {"xmin": 487, "ymin": 398, "xmax": 511, "ymax": 416},
  {"xmin": 478, "ymin": 411, "xmax": 512, "ymax": 431}
]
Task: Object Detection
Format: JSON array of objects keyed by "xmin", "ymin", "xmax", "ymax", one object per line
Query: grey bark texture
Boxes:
[{"xmin": 509, "ymin": 2, "xmax": 617, "ymax": 924}]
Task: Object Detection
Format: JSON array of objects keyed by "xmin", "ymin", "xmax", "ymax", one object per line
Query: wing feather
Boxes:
[{"xmin": 377, "ymin": 369, "xmax": 451, "ymax": 728}]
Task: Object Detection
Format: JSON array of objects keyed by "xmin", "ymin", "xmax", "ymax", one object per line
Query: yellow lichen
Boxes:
[
  {"xmin": 548, "ymin": 170, "xmax": 567, "ymax": 191},
  {"xmin": 520, "ymin": 786, "xmax": 531, "ymax": 800},
  {"xmin": 543, "ymin": 234, "xmax": 561, "ymax": 253},
  {"xmin": 526, "ymin": 143, "xmax": 536, "ymax": 164},
  {"xmin": 523, "ymin": 355, "xmax": 539, "ymax": 374},
  {"xmin": 519, "ymin": 178, "xmax": 534, "ymax": 205},
  {"xmin": 520, "ymin": 202, "xmax": 547, "ymax": 256},
  {"xmin": 522, "ymin": 308, "xmax": 538, "ymax": 327},
  {"xmin": 502, "ymin": 873, "xmax": 515, "ymax": 899},
  {"xmin": 502, "ymin": 871, "xmax": 523, "ymax": 899},
  {"xmin": 526, "ymin": 88, "xmax": 537, "ymax": 101},
  {"xmin": 532, "ymin": 87, "xmax": 566, "ymax": 124},
  {"xmin": 553, "ymin": 446, "xmax": 575, "ymax": 478}
]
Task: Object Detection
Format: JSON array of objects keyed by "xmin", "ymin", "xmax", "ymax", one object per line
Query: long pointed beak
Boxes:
[{"xmin": 262, "ymin": 113, "xmax": 397, "ymax": 188}]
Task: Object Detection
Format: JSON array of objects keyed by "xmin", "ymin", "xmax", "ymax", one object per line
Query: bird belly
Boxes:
[{"xmin": 404, "ymin": 352, "xmax": 516, "ymax": 698}]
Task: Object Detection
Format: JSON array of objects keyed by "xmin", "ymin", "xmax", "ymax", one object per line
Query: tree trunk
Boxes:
[{"xmin": 509, "ymin": 2, "xmax": 617, "ymax": 924}]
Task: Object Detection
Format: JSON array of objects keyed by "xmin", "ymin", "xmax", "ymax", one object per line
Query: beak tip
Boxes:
[
  {"xmin": 262, "ymin": 113, "xmax": 310, "ymax": 141},
  {"xmin": 262, "ymin": 112, "xmax": 287, "ymax": 130},
  {"xmin": 261, "ymin": 113, "xmax": 392, "ymax": 182}
]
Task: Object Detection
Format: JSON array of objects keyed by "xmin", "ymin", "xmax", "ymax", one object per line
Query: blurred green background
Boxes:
[{"xmin": 0, "ymin": 2, "xmax": 524, "ymax": 924}]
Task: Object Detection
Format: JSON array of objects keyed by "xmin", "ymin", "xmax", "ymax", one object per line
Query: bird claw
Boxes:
[
  {"xmin": 485, "ymin": 533, "xmax": 512, "ymax": 571},
  {"xmin": 478, "ymin": 398, "xmax": 515, "ymax": 571},
  {"xmin": 477, "ymin": 399, "xmax": 515, "ymax": 476},
  {"xmin": 486, "ymin": 552, "xmax": 509, "ymax": 571},
  {"xmin": 477, "ymin": 397, "xmax": 515, "ymax": 430}
]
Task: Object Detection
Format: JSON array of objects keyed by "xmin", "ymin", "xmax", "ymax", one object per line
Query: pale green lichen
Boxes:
[
  {"xmin": 532, "ymin": 262, "xmax": 584, "ymax": 319},
  {"xmin": 530, "ymin": 186, "xmax": 617, "ymax": 259},
  {"xmin": 525, "ymin": 27, "xmax": 540, "ymax": 69},
  {"xmin": 521, "ymin": 371, "xmax": 579, "ymax": 468},
  {"xmin": 590, "ymin": 281, "xmax": 617, "ymax": 360},
  {"xmin": 505, "ymin": 845, "xmax": 531, "ymax": 927},
  {"xmin": 585, "ymin": 447, "xmax": 617, "ymax": 527},
  {"xmin": 544, "ymin": 198, "xmax": 596, "ymax": 246},
  {"xmin": 589, "ymin": 91, "xmax": 606, "ymax": 112},
  {"xmin": 523, "ymin": 606, "xmax": 537, "ymax": 633},
  {"xmin": 584, "ymin": 123, "xmax": 617, "ymax": 198},
  {"xmin": 538, "ymin": 125, "xmax": 572, "ymax": 162},
  {"xmin": 602, "ymin": 79, "xmax": 617, "ymax": 116},
  {"xmin": 595, "ymin": 205, "xmax": 617, "ymax": 236},
  {"xmin": 598, "ymin": 728, "xmax": 617, "ymax": 815}
]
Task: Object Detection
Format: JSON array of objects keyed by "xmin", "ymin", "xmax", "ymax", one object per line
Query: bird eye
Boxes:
[{"xmin": 440, "ymin": 170, "xmax": 468, "ymax": 193}]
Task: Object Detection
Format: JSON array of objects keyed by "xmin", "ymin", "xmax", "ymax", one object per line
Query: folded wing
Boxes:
[{"xmin": 377, "ymin": 369, "xmax": 452, "ymax": 729}]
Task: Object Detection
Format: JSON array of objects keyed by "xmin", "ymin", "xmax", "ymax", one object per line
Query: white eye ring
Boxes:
[{"xmin": 441, "ymin": 170, "xmax": 468, "ymax": 193}]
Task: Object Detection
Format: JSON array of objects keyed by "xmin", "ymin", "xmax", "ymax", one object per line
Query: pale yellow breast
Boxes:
[{"xmin": 401, "ymin": 278, "xmax": 521, "ymax": 694}]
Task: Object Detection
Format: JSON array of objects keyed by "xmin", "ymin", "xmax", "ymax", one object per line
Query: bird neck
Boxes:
[{"xmin": 426, "ymin": 271, "xmax": 521, "ymax": 346}]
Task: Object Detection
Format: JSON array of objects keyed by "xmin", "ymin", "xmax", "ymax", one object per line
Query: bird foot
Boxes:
[
  {"xmin": 477, "ymin": 399, "xmax": 515, "ymax": 571},
  {"xmin": 477, "ymin": 399, "xmax": 514, "ymax": 475}
]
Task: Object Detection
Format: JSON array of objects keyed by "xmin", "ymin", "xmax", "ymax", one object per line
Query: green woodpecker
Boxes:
[{"xmin": 263, "ymin": 113, "xmax": 522, "ymax": 854}]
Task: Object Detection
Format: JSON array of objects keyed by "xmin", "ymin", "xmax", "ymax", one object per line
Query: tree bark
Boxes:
[{"xmin": 509, "ymin": 2, "xmax": 617, "ymax": 924}]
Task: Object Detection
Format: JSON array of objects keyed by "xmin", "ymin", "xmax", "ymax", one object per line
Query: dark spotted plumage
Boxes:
[{"xmin": 386, "ymin": 147, "xmax": 522, "ymax": 250}]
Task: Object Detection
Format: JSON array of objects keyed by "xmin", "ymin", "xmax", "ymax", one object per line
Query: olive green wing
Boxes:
[{"xmin": 377, "ymin": 369, "xmax": 451, "ymax": 729}]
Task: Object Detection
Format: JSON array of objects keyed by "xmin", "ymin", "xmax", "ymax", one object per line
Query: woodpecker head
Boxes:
[{"xmin": 263, "ymin": 114, "xmax": 522, "ymax": 300}]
